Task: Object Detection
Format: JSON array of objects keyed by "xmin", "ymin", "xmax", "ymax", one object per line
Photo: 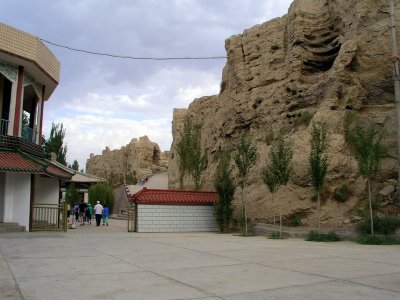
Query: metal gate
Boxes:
[
  {"xmin": 127, "ymin": 206, "xmax": 136, "ymax": 232},
  {"xmin": 32, "ymin": 202, "xmax": 68, "ymax": 232}
]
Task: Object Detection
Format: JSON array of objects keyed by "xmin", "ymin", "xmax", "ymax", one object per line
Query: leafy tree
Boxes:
[
  {"xmin": 348, "ymin": 123, "xmax": 386, "ymax": 235},
  {"xmin": 214, "ymin": 151, "xmax": 235, "ymax": 232},
  {"xmin": 309, "ymin": 123, "xmax": 329, "ymax": 232},
  {"xmin": 261, "ymin": 133, "xmax": 293, "ymax": 237},
  {"xmin": 88, "ymin": 182, "xmax": 115, "ymax": 214},
  {"xmin": 234, "ymin": 137, "xmax": 259, "ymax": 235},
  {"xmin": 189, "ymin": 126, "xmax": 206, "ymax": 190},
  {"xmin": 177, "ymin": 118, "xmax": 193, "ymax": 188},
  {"xmin": 68, "ymin": 160, "xmax": 79, "ymax": 171},
  {"xmin": 43, "ymin": 122, "xmax": 68, "ymax": 165},
  {"xmin": 64, "ymin": 183, "xmax": 80, "ymax": 205},
  {"xmin": 176, "ymin": 119, "xmax": 205, "ymax": 190}
]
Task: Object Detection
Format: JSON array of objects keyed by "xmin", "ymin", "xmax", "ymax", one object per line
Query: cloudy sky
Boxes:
[{"xmin": 1, "ymin": 0, "xmax": 293, "ymax": 170}]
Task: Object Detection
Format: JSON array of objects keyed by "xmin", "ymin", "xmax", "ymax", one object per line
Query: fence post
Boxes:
[{"xmin": 63, "ymin": 202, "xmax": 68, "ymax": 232}]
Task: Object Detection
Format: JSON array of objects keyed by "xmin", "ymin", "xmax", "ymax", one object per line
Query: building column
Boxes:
[
  {"xmin": 35, "ymin": 98, "xmax": 44, "ymax": 145},
  {"xmin": 13, "ymin": 66, "xmax": 24, "ymax": 137},
  {"xmin": 37, "ymin": 86, "xmax": 45, "ymax": 144},
  {"xmin": 7, "ymin": 81, "xmax": 17, "ymax": 136}
]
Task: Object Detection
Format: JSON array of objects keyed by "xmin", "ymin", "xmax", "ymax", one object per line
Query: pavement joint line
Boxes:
[
  {"xmin": 146, "ymin": 236, "xmax": 400, "ymax": 293},
  {"xmin": 13, "ymin": 270, "xmax": 150, "ymax": 280},
  {"xmin": 97, "ymin": 248, "xmax": 221, "ymax": 299},
  {"xmin": 344, "ymin": 271, "xmax": 400, "ymax": 294},
  {"xmin": 0, "ymin": 246, "xmax": 25, "ymax": 300},
  {"xmin": 255, "ymin": 260, "xmax": 400, "ymax": 293},
  {"xmin": 337, "ymin": 278, "xmax": 400, "ymax": 295},
  {"xmin": 214, "ymin": 278, "xmax": 340, "ymax": 299}
]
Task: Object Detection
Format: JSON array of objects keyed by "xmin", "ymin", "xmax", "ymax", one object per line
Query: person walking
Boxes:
[
  {"xmin": 85, "ymin": 203, "xmax": 92, "ymax": 225},
  {"xmin": 79, "ymin": 200, "xmax": 87, "ymax": 226},
  {"xmin": 102, "ymin": 205, "xmax": 109, "ymax": 226},
  {"xmin": 94, "ymin": 201, "xmax": 103, "ymax": 227},
  {"xmin": 74, "ymin": 204, "xmax": 79, "ymax": 222}
]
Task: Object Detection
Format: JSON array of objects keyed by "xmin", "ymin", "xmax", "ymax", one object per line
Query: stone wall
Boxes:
[
  {"xmin": 168, "ymin": 0, "xmax": 399, "ymax": 228},
  {"xmin": 87, "ymin": 136, "xmax": 169, "ymax": 183}
]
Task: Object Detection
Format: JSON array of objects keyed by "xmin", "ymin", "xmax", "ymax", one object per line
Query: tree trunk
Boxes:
[
  {"xmin": 241, "ymin": 188, "xmax": 248, "ymax": 236},
  {"xmin": 279, "ymin": 203, "xmax": 282, "ymax": 239},
  {"xmin": 318, "ymin": 192, "xmax": 321, "ymax": 233},
  {"xmin": 272, "ymin": 193, "xmax": 276, "ymax": 236},
  {"xmin": 368, "ymin": 179, "xmax": 374, "ymax": 236}
]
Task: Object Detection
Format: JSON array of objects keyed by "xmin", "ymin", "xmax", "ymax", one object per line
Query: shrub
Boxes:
[
  {"xmin": 357, "ymin": 235, "xmax": 400, "ymax": 245},
  {"xmin": 268, "ymin": 231, "xmax": 285, "ymax": 239},
  {"xmin": 220, "ymin": 80, "xmax": 227, "ymax": 93},
  {"xmin": 333, "ymin": 184, "xmax": 351, "ymax": 203},
  {"xmin": 306, "ymin": 230, "xmax": 340, "ymax": 242},
  {"xmin": 357, "ymin": 215, "xmax": 400, "ymax": 235},
  {"xmin": 294, "ymin": 111, "xmax": 314, "ymax": 126}
]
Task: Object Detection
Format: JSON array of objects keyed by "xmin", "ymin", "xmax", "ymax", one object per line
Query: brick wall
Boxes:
[{"xmin": 137, "ymin": 204, "xmax": 218, "ymax": 232}]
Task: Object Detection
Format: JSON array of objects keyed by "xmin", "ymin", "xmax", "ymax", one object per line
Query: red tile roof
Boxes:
[
  {"xmin": 130, "ymin": 188, "xmax": 218, "ymax": 205},
  {"xmin": 0, "ymin": 150, "xmax": 72, "ymax": 179},
  {"xmin": 0, "ymin": 152, "xmax": 44, "ymax": 173}
]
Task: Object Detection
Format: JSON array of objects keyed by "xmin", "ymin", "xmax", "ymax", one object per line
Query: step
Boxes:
[{"xmin": 0, "ymin": 223, "xmax": 26, "ymax": 232}]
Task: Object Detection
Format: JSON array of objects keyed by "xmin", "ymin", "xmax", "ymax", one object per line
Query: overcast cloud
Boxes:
[{"xmin": 0, "ymin": 0, "xmax": 293, "ymax": 170}]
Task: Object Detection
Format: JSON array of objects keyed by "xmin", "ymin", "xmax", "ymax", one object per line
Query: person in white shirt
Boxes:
[{"xmin": 93, "ymin": 201, "xmax": 103, "ymax": 227}]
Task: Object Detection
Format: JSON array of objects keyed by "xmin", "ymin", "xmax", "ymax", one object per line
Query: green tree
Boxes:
[
  {"xmin": 64, "ymin": 183, "xmax": 80, "ymax": 205},
  {"xmin": 261, "ymin": 133, "xmax": 293, "ymax": 237},
  {"xmin": 176, "ymin": 119, "xmax": 205, "ymax": 190},
  {"xmin": 88, "ymin": 182, "xmax": 115, "ymax": 213},
  {"xmin": 309, "ymin": 123, "xmax": 329, "ymax": 232},
  {"xmin": 348, "ymin": 123, "xmax": 386, "ymax": 235},
  {"xmin": 189, "ymin": 125, "xmax": 206, "ymax": 190},
  {"xmin": 43, "ymin": 123, "xmax": 68, "ymax": 165},
  {"xmin": 68, "ymin": 160, "xmax": 79, "ymax": 171},
  {"xmin": 234, "ymin": 137, "xmax": 259, "ymax": 235},
  {"xmin": 214, "ymin": 151, "xmax": 235, "ymax": 233}
]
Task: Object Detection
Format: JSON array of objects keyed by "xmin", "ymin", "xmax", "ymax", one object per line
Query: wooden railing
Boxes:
[{"xmin": 32, "ymin": 203, "xmax": 68, "ymax": 232}]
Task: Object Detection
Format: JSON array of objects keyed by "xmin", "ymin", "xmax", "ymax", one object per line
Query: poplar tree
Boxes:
[
  {"xmin": 176, "ymin": 119, "xmax": 205, "ymax": 190},
  {"xmin": 214, "ymin": 151, "xmax": 235, "ymax": 232},
  {"xmin": 234, "ymin": 137, "xmax": 258, "ymax": 235},
  {"xmin": 261, "ymin": 134, "xmax": 293, "ymax": 237},
  {"xmin": 309, "ymin": 123, "xmax": 329, "ymax": 232},
  {"xmin": 349, "ymin": 123, "xmax": 386, "ymax": 235}
]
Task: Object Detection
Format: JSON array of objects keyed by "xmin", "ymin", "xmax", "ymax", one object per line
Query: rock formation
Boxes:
[
  {"xmin": 87, "ymin": 136, "xmax": 168, "ymax": 184},
  {"xmin": 169, "ymin": 0, "xmax": 399, "ymax": 228}
]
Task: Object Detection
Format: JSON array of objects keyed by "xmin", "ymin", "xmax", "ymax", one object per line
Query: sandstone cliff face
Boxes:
[
  {"xmin": 87, "ymin": 136, "xmax": 168, "ymax": 183},
  {"xmin": 169, "ymin": 0, "xmax": 399, "ymax": 228}
]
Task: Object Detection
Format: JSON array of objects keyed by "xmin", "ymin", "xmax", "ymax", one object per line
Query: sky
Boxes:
[{"xmin": 0, "ymin": 0, "xmax": 293, "ymax": 170}]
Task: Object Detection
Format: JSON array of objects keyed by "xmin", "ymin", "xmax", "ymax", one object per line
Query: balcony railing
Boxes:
[
  {"xmin": 0, "ymin": 118, "xmax": 9, "ymax": 135},
  {"xmin": 1, "ymin": 119, "xmax": 38, "ymax": 142},
  {"xmin": 21, "ymin": 125, "xmax": 37, "ymax": 143}
]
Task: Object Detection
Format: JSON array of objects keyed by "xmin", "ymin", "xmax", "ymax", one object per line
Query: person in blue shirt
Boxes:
[{"xmin": 102, "ymin": 205, "xmax": 109, "ymax": 226}]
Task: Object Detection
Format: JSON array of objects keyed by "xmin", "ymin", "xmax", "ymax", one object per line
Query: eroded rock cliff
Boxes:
[
  {"xmin": 169, "ymin": 0, "xmax": 399, "ymax": 228},
  {"xmin": 87, "ymin": 136, "xmax": 168, "ymax": 184}
]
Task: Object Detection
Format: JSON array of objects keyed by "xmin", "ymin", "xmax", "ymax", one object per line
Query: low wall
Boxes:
[{"xmin": 137, "ymin": 204, "xmax": 218, "ymax": 232}]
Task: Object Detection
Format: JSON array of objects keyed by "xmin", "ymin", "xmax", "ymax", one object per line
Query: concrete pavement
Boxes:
[{"xmin": 0, "ymin": 219, "xmax": 399, "ymax": 299}]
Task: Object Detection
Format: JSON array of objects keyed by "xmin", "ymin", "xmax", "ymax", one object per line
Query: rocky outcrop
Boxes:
[
  {"xmin": 87, "ymin": 136, "xmax": 168, "ymax": 183},
  {"xmin": 169, "ymin": 0, "xmax": 399, "ymax": 228}
]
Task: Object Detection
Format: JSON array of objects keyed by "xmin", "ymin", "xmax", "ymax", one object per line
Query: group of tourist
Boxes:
[{"xmin": 69, "ymin": 200, "xmax": 109, "ymax": 227}]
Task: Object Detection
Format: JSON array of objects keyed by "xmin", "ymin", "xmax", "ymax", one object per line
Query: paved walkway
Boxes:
[{"xmin": 0, "ymin": 219, "xmax": 399, "ymax": 299}]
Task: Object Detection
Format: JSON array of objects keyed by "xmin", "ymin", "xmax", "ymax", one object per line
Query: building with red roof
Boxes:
[
  {"xmin": 129, "ymin": 188, "xmax": 218, "ymax": 232},
  {"xmin": 0, "ymin": 23, "xmax": 71, "ymax": 231}
]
